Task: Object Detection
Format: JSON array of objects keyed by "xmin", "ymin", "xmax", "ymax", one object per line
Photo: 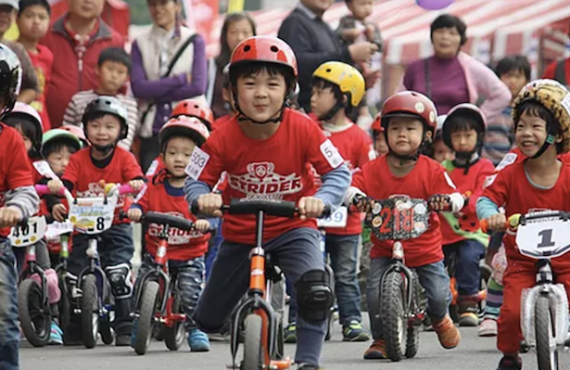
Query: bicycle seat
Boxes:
[{"xmin": 265, "ymin": 254, "xmax": 283, "ymax": 283}]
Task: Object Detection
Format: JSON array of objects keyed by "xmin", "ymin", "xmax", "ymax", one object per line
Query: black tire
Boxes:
[
  {"xmin": 405, "ymin": 272, "xmax": 422, "ymax": 359},
  {"xmin": 449, "ymin": 304, "xmax": 460, "ymax": 323},
  {"xmin": 164, "ymin": 294, "xmax": 186, "ymax": 351},
  {"xmin": 18, "ymin": 279, "xmax": 51, "ymax": 347},
  {"xmin": 381, "ymin": 271, "xmax": 406, "ymax": 362},
  {"xmin": 99, "ymin": 320, "xmax": 114, "ymax": 345},
  {"xmin": 134, "ymin": 281, "xmax": 159, "ymax": 355},
  {"xmin": 535, "ymin": 295, "xmax": 559, "ymax": 370},
  {"xmin": 58, "ymin": 278, "xmax": 73, "ymax": 345},
  {"xmin": 478, "ymin": 264, "xmax": 492, "ymax": 315},
  {"xmin": 242, "ymin": 314, "xmax": 263, "ymax": 370},
  {"xmin": 275, "ymin": 319, "xmax": 284, "ymax": 360},
  {"xmin": 81, "ymin": 275, "xmax": 99, "ymax": 349}
]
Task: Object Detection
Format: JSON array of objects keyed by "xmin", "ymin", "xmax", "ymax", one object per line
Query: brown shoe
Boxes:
[
  {"xmin": 432, "ymin": 315, "xmax": 460, "ymax": 349},
  {"xmin": 363, "ymin": 339, "xmax": 386, "ymax": 359}
]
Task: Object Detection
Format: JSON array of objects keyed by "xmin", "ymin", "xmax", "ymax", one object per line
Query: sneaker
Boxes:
[
  {"xmin": 342, "ymin": 320, "xmax": 370, "ymax": 342},
  {"xmin": 432, "ymin": 315, "xmax": 460, "ymax": 349},
  {"xmin": 478, "ymin": 319, "xmax": 498, "ymax": 337},
  {"xmin": 284, "ymin": 323, "xmax": 297, "ymax": 343},
  {"xmin": 115, "ymin": 334, "xmax": 131, "ymax": 347},
  {"xmin": 458, "ymin": 312, "xmax": 479, "ymax": 327},
  {"xmin": 49, "ymin": 321, "xmax": 63, "ymax": 345},
  {"xmin": 297, "ymin": 364, "xmax": 324, "ymax": 370},
  {"xmin": 496, "ymin": 355, "xmax": 522, "ymax": 370},
  {"xmin": 363, "ymin": 339, "xmax": 386, "ymax": 360},
  {"xmin": 188, "ymin": 328, "xmax": 210, "ymax": 352}
]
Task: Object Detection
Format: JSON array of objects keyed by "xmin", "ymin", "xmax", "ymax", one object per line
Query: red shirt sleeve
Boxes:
[
  {"xmin": 61, "ymin": 151, "xmax": 79, "ymax": 187},
  {"xmin": 305, "ymin": 122, "xmax": 345, "ymax": 176},
  {"xmin": 465, "ymin": 160, "xmax": 496, "ymax": 216},
  {"xmin": 542, "ymin": 61, "xmax": 557, "ymax": 79},
  {"xmin": 135, "ymin": 184, "xmax": 150, "ymax": 213},
  {"xmin": 481, "ymin": 165, "xmax": 510, "ymax": 207},
  {"xmin": 7, "ymin": 130, "xmax": 34, "ymax": 189},
  {"xmin": 121, "ymin": 150, "xmax": 144, "ymax": 181},
  {"xmin": 429, "ymin": 161, "xmax": 458, "ymax": 196},
  {"xmin": 350, "ymin": 167, "xmax": 368, "ymax": 194},
  {"xmin": 197, "ymin": 137, "xmax": 225, "ymax": 188},
  {"xmin": 355, "ymin": 132, "xmax": 374, "ymax": 169}
]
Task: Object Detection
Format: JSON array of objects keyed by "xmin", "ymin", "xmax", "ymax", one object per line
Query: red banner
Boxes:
[{"xmin": 182, "ymin": 0, "xmax": 219, "ymax": 45}]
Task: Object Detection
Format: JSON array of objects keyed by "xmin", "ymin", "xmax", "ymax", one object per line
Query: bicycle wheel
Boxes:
[
  {"xmin": 18, "ymin": 279, "xmax": 51, "ymax": 347},
  {"xmin": 405, "ymin": 271, "xmax": 423, "ymax": 359},
  {"xmin": 535, "ymin": 295, "xmax": 559, "ymax": 370},
  {"xmin": 164, "ymin": 294, "xmax": 186, "ymax": 351},
  {"xmin": 381, "ymin": 271, "xmax": 406, "ymax": 362},
  {"xmin": 242, "ymin": 314, "xmax": 263, "ymax": 370},
  {"xmin": 81, "ymin": 275, "xmax": 99, "ymax": 349},
  {"xmin": 133, "ymin": 281, "xmax": 159, "ymax": 355}
]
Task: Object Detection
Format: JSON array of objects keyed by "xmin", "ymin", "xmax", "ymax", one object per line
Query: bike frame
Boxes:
[{"xmin": 20, "ymin": 243, "xmax": 50, "ymax": 310}]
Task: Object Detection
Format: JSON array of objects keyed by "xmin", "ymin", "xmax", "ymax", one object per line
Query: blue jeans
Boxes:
[
  {"xmin": 0, "ymin": 238, "xmax": 19, "ymax": 370},
  {"xmin": 205, "ymin": 219, "xmax": 223, "ymax": 281},
  {"xmin": 443, "ymin": 239, "xmax": 486, "ymax": 296},
  {"xmin": 194, "ymin": 227, "xmax": 327, "ymax": 366},
  {"xmin": 367, "ymin": 257, "xmax": 451, "ymax": 339},
  {"xmin": 137, "ymin": 254, "xmax": 205, "ymax": 331}
]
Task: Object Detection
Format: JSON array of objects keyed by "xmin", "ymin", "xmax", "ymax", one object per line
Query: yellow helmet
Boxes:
[{"xmin": 312, "ymin": 61, "xmax": 365, "ymax": 107}]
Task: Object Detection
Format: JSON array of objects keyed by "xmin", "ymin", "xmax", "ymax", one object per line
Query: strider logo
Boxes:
[{"xmin": 228, "ymin": 161, "xmax": 303, "ymax": 200}]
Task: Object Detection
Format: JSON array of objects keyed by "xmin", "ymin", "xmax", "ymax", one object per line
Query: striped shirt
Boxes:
[{"xmin": 62, "ymin": 89, "xmax": 139, "ymax": 150}]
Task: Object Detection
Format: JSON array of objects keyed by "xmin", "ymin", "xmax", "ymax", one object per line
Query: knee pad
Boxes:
[
  {"xmin": 105, "ymin": 264, "xmax": 133, "ymax": 299},
  {"xmin": 295, "ymin": 269, "xmax": 334, "ymax": 322}
]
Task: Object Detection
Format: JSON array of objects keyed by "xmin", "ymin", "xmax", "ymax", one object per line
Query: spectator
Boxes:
[
  {"xmin": 131, "ymin": 0, "xmax": 207, "ymax": 173},
  {"xmin": 63, "ymin": 47, "xmax": 138, "ymax": 150},
  {"xmin": 400, "ymin": 14, "xmax": 510, "ymax": 121},
  {"xmin": 278, "ymin": 0, "xmax": 378, "ymax": 113},
  {"xmin": 0, "ymin": 0, "xmax": 39, "ymax": 104},
  {"xmin": 542, "ymin": 27, "xmax": 570, "ymax": 87},
  {"xmin": 210, "ymin": 12, "xmax": 255, "ymax": 119},
  {"xmin": 17, "ymin": 0, "xmax": 52, "ymax": 131},
  {"xmin": 40, "ymin": 0, "xmax": 124, "ymax": 128}
]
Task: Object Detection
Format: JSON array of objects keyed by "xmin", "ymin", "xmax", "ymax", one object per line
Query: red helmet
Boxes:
[
  {"xmin": 229, "ymin": 36, "xmax": 298, "ymax": 78},
  {"xmin": 371, "ymin": 113, "xmax": 383, "ymax": 132},
  {"xmin": 60, "ymin": 125, "xmax": 88, "ymax": 147},
  {"xmin": 381, "ymin": 91, "xmax": 437, "ymax": 133},
  {"xmin": 159, "ymin": 116, "xmax": 210, "ymax": 150},
  {"xmin": 171, "ymin": 99, "xmax": 213, "ymax": 131}
]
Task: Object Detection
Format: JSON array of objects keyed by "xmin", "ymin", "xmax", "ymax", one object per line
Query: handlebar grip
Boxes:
[
  {"xmin": 321, "ymin": 205, "xmax": 332, "ymax": 218},
  {"xmin": 480, "ymin": 219, "xmax": 489, "ymax": 234},
  {"xmin": 35, "ymin": 184, "xmax": 64, "ymax": 196},
  {"xmin": 118, "ymin": 184, "xmax": 135, "ymax": 195},
  {"xmin": 191, "ymin": 200, "xmax": 200, "ymax": 215}
]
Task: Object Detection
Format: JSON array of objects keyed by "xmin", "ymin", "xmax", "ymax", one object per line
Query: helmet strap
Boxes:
[
  {"xmin": 318, "ymin": 100, "xmax": 345, "ymax": 122},
  {"xmin": 92, "ymin": 143, "xmax": 115, "ymax": 156},
  {"xmin": 453, "ymin": 151, "xmax": 480, "ymax": 174},
  {"xmin": 531, "ymin": 134, "xmax": 556, "ymax": 159}
]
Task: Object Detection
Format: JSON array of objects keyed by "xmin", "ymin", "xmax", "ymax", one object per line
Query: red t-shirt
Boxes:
[
  {"xmin": 542, "ymin": 59, "xmax": 570, "ymax": 86},
  {"xmin": 0, "ymin": 123, "xmax": 35, "ymax": 237},
  {"xmin": 27, "ymin": 44, "xmax": 53, "ymax": 131},
  {"xmin": 136, "ymin": 180, "xmax": 209, "ymax": 260},
  {"xmin": 351, "ymin": 155, "xmax": 458, "ymax": 267},
  {"xmin": 212, "ymin": 114, "xmax": 234, "ymax": 131},
  {"xmin": 195, "ymin": 108, "xmax": 343, "ymax": 245},
  {"xmin": 63, "ymin": 147, "xmax": 143, "ymax": 224},
  {"xmin": 482, "ymin": 161, "xmax": 570, "ymax": 270},
  {"xmin": 321, "ymin": 123, "xmax": 374, "ymax": 235}
]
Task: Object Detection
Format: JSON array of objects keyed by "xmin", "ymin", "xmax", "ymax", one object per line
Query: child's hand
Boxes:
[
  {"xmin": 298, "ymin": 197, "xmax": 325, "ymax": 220},
  {"xmin": 52, "ymin": 204, "xmax": 67, "ymax": 222},
  {"xmin": 428, "ymin": 194, "xmax": 451, "ymax": 212},
  {"xmin": 353, "ymin": 194, "xmax": 375, "ymax": 213},
  {"xmin": 486, "ymin": 213, "xmax": 507, "ymax": 232},
  {"xmin": 127, "ymin": 208, "xmax": 143, "ymax": 222},
  {"xmin": 195, "ymin": 219, "xmax": 211, "ymax": 233},
  {"xmin": 129, "ymin": 180, "xmax": 145, "ymax": 192},
  {"xmin": 0, "ymin": 206, "xmax": 22, "ymax": 227},
  {"xmin": 345, "ymin": 28, "xmax": 362, "ymax": 41},
  {"xmin": 365, "ymin": 24, "xmax": 375, "ymax": 39},
  {"xmin": 48, "ymin": 179, "xmax": 64, "ymax": 194},
  {"xmin": 197, "ymin": 193, "xmax": 223, "ymax": 217}
]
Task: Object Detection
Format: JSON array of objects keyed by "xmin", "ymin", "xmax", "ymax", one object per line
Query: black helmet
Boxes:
[
  {"xmin": 0, "ymin": 43, "xmax": 21, "ymax": 119},
  {"xmin": 82, "ymin": 96, "xmax": 129, "ymax": 140}
]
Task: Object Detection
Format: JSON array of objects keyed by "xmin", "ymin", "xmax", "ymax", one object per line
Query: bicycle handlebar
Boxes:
[
  {"xmin": 480, "ymin": 213, "xmax": 522, "ymax": 233},
  {"xmin": 141, "ymin": 211, "xmax": 195, "ymax": 231},
  {"xmin": 191, "ymin": 199, "xmax": 331, "ymax": 218}
]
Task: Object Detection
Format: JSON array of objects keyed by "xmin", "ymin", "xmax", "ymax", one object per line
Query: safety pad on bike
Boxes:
[{"xmin": 365, "ymin": 198, "xmax": 430, "ymax": 241}]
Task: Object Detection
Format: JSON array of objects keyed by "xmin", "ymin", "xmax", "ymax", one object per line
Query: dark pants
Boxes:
[
  {"xmin": 0, "ymin": 238, "xmax": 19, "ymax": 370},
  {"xmin": 139, "ymin": 136, "xmax": 160, "ymax": 174},
  {"xmin": 443, "ymin": 239, "xmax": 486, "ymax": 296},
  {"xmin": 205, "ymin": 219, "xmax": 223, "ymax": 281}
]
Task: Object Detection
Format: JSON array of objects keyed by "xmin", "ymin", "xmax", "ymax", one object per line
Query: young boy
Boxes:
[
  {"xmin": 477, "ymin": 81, "xmax": 570, "ymax": 370},
  {"xmin": 346, "ymin": 91, "xmax": 464, "ymax": 359},
  {"xmin": 17, "ymin": 0, "xmax": 53, "ymax": 131},
  {"xmin": 184, "ymin": 36, "xmax": 351, "ymax": 370},
  {"xmin": 0, "ymin": 44, "xmax": 40, "ymax": 369},
  {"xmin": 48, "ymin": 96, "xmax": 144, "ymax": 346},
  {"xmin": 370, "ymin": 114, "xmax": 388, "ymax": 157},
  {"xmin": 63, "ymin": 47, "xmax": 139, "ymax": 151},
  {"xmin": 439, "ymin": 104, "xmax": 494, "ymax": 327},
  {"xmin": 128, "ymin": 116, "xmax": 212, "ymax": 352}
]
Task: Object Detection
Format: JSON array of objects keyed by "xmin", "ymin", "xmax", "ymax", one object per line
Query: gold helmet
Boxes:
[
  {"xmin": 513, "ymin": 79, "xmax": 570, "ymax": 154},
  {"xmin": 312, "ymin": 61, "xmax": 365, "ymax": 107}
]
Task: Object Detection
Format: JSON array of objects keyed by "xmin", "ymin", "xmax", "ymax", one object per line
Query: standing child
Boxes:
[
  {"xmin": 16, "ymin": 0, "xmax": 52, "ymax": 131},
  {"xmin": 346, "ymin": 91, "xmax": 464, "ymax": 359},
  {"xmin": 439, "ymin": 104, "xmax": 494, "ymax": 326},
  {"xmin": 47, "ymin": 96, "xmax": 144, "ymax": 346}
]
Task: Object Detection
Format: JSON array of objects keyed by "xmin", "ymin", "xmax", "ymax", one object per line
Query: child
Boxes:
[
  {"xmin": 439, "ymin": 104, "xmax": 494, "ymax": 327},
  {"xmin": 483, "ymin": 56, "xmax": 531, "ymax": 165},
  {"xmin": 62, "ymin": 47, "xmax": 139, "ymax": 151},
  {"xmin": 128, "ymin": 116, "xmax": 212, "ymax": 352},
  {"xmin": 370, "ymin": 114, "xmax": 388, "ymax": 157},
  {"xmin": 0, "ymin": 43, "xmax": 40, "ymax": 369},
  {"xmin": 184, "ymin": 36, "xmax": 351, "ymax": 370},
  {"xmin": 346, "ymin": 91, "xmax": 464, "ymax": 359},
  {"xmin": 48, "ymin": 96, "xmax": 145, "ymax": 346},
  {"xmin": 17, "ymin": 0, "xmax": 53, "ymax": 131},
  {"xmin": 477, "ymin": 80, "xmax": 570, "ymax": 370}
]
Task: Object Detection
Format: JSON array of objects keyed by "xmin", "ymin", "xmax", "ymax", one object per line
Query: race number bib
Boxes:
[
  {"xmin": 515, "ymin": 212, "xmax": 570, "ymax": 259},
  {"xmin": 69, "ymin": 196, "xmax": 117, "ymax": 234},
  {"xmin": 186, "ymin": 147, "xmax": 210, "ymax": 180},
  {"xmin": 32, "ymin": 160, "xmax": 57, "ymax": 179},
  {"xmin": 45, "ymin": 221, "xmax": 74, "ymax": 240},
  {"xmin": 320, "ymin": 140, "xmax": 343, "ymax": 169},
  {"xmin": 9, "ymin": 217, "xmax": 48, "ymax": 247},
  {"xmin": 366, "ymin": 198, "xmax": 430, "ymax": 241},
  {"xmin": 317, "ymin": 206, "xmax": 348, "ymax": 228}
]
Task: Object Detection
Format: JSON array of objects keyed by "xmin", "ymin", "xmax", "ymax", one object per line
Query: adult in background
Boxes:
[
  {"xmin": 278, "ymin": 0, "xmax": 378, "ymax": 114},
  {"xmin": 400, "ymin": 14, "xmax": 510, "ymax": 121},
  {"xmin": 131, "ymin": 0, "xmax": 207, "ymax": 173},
  {"xmin": 41, "ymin": 0, "xmax": 124, "ymax": 128}
]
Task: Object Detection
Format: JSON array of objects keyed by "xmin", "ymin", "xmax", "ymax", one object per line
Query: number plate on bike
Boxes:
[
  {"xmin": 317, "ymin": 206, "xmax": 348, "ymax": 228},
  {"xmin": 69, "ymin": 196, "xmax": 117, "ymax": 234},
  {"xmin": 9, "ymin": 216, "xmax": 47, "ymax": 247},
  {"xmin": 516, "ymin": 213, "xmax": 570, "ymax": 259},
  {"xmin": 365, "ymin": 198, "xmax": 429, "ymax": 241}
]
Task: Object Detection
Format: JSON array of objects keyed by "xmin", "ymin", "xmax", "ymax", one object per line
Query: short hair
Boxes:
[
  {"xmin": 18, "ymin": 0, "xmax": 50, "ymax": 17},
  {"xmin": 311, "ymin": 76, "xmax": 355, "ymax": 116},
  {"xmin": 495, "ymin": 55, "xmax": 531, "ymax": 81},
  {"xmin": 98, "ymin": 47, "xmax": 132, "ymax": 72},
  {"xmin": 42, "ymin": 139, "xmax": 79, "ymax": 158},
  {"xmin": 430, "ymin": 14, "xmax": 467, "ymax": 46}
]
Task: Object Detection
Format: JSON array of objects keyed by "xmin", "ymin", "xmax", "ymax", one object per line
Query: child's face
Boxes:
[
  {"xmin": 47, "ymin": 146, "xmax": 73, "ymax": 176},
  {"xmin": 347, "ymin": 0, "xmax": 373, "ymax": 20},
  {"xmin": 163, "ymin": 136, "xmax": 195, "ymax": 177},
  {"xmin": 16, "ymin": 5, "xmax": 50, "ymax": 41},
  {"xmin": 226, "ymin": 19, "xmax": 254, "ymax": 54},
  {"xmin": 500, "ymin": 69, "xmax": 528, "ymax": 100},
  {"xmin": 373, "ymin": 131, "xmax": 389, "ymax": 156},
  {"xmin": 236, "ymin": 69, "xmax": 287, "ymax": 123},
  {"xmin": 310, "ymin": 85, "xmax": 337, "ymax": 119},
  {"xmin": 515, "ymin": 111, "xmax": 560, "ymax": 158},
  {"xmin": 97, "ymin": 61, "xmax": 128, "ymax": 94},
  {"xmin": 433, "ymin": 138, "xmax": 453, "ymax": 163},
  {"xmin": 14, "ymin": 125, "xmax": 32, "ymax": 152},
  {"xmin": 450, "ymin": 128, "xmax": 478, "ymax": 153},
  {"xmin": 386, "ymin": 117, "xmax": 427, "ymax": 157},
  {"xmin": 86, "ymin": 115, "xmax": 121, "ymax": 148}
]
